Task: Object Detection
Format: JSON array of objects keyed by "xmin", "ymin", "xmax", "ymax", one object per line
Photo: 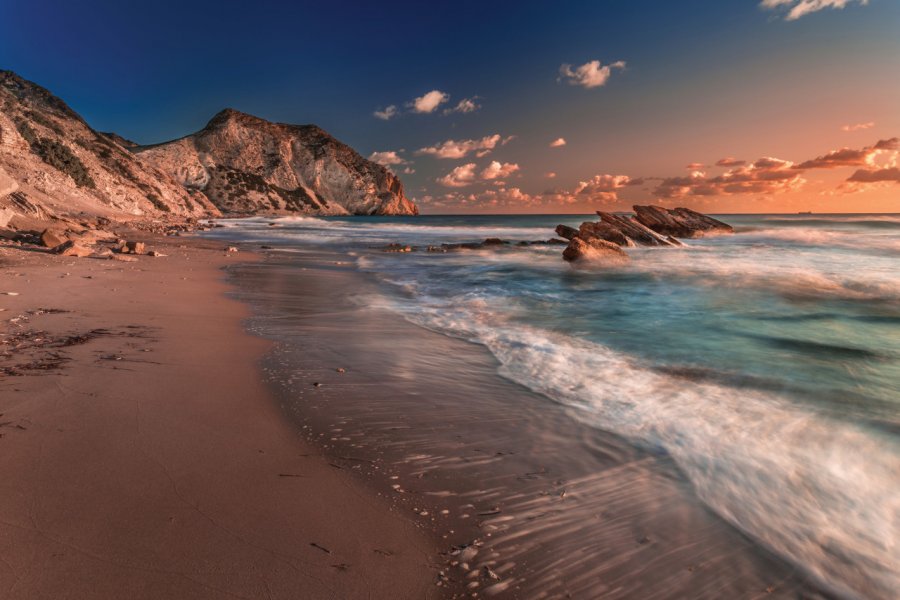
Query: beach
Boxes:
[
  {"xmin": 226, "ymin": 246, "xmax": 828, "ymax": 599},
  {"xmin": 1, "ymin": 211, "xmax": 896, "ymax": 599},
  {"xmin": 204, "ymin": 212, "xmax": 898, "ymax": 599},
  {"xmin": 0, "ymin": 237, "xmax": 438, "ymax": 599}
]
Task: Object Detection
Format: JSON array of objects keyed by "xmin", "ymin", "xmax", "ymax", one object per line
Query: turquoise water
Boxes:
[{"xmin": 210, "ymin": 213, "xmax": 899, "ymax": 598}]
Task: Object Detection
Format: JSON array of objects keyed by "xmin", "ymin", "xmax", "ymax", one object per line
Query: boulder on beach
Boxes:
[
  {"xmin": 562, "ymin": 237, "xmax": 629, "ymax": 265},
  {"xmin": 52, "ymin": 240, "xmax": 92, "ymax": 257},
  {"xmin": 632, "ymin": 205, "xmax": 733, "ymax": 238},
  {"xmin": 39, "ymin": 229, "xmax": 67, "ymax": 248}
]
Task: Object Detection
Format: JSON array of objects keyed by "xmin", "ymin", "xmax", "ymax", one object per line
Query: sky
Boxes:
[{"xmin": 1, "ymin": 0, "xmax": 899, "ymax": 214}]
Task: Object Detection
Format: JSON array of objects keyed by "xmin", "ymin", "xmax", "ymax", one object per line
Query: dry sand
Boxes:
[{"xmin": 0, "ymin": 237, "xmax": 438, "ymax": 599}]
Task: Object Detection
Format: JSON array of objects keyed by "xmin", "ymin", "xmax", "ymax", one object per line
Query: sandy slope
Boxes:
[{"xmin": 0, "ymin": 238, "xmax": 436, "ymax": 599}]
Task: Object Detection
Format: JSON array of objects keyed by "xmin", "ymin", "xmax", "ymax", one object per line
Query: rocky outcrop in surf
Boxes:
[
  {"xmin": 135, "ymin": 108, "xmax": 418, "ymax": 217},
  {"xmin": 632, "ymin": 205, "xmax": 733, "ymax": 238},
  {"xmin": 557, "ymin": 206, "xmax": 731, "ymax": 265}
]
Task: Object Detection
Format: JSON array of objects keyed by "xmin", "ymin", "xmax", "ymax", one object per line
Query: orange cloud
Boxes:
[
  {"xmin": 842, "ymin": 121, "xmax": 875, "ymax": 132},
  {"xmin": 715, "ymin": 157, "xmax": 747, "ymax": 167},
  {"xmin": 654, "ymin": 157, "xmax": 804, "ymax": 198},
  {"xmin": 846, "ymin": 167, "xmax": 900, "ymax": 183},
  {"xmin": 795, "ymin": 137, "xmax": 897, "ymax": 169}
]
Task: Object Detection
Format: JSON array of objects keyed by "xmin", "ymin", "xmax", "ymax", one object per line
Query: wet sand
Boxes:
[
  {"xmin": 231, "ymin": 249, "xmax": 833, "ymax": 599},
  {"xmin": 0, "ymin": 238, "xmax": 437, "ymax": 599}
]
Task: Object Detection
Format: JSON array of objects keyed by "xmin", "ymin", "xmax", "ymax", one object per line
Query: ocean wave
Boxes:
[
  {"xmin": 735, "ymin": 227, "xmax": 900, "ymax": 253},
  {"xmin": 263, "ymin": 216, "xmax": 551, "ymax": 239},
  {"xmin": 374, "ymin": 295, "xmax": 900, "ymax": 599},
  {"xmin": 627, "ymin": 249, "xmax": 900, "ymax": 303},
  {"xmin": 757, "ymin": 215, "xmax": 900, "ymax": 229}
]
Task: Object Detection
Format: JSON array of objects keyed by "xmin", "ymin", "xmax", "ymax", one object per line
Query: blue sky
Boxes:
[{"xmin": 2, "ymin": 0, "xmax": 898, "ymax": 212}]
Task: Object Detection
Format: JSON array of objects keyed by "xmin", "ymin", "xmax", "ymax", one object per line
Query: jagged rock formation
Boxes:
[
  {"xmin": 135, "ymin": 108, "xmax": 418, "ymax": 216},
  {"xmin": 633, "ymin": 205, "xmax": 733, "ymax": 238},
  {"xmin": 556, "ymin": 206, "xmax": 731, "ymax": 265},
  {"xmin": 0, "ymin": 70, "xmax": 214, "ymax": 227}
]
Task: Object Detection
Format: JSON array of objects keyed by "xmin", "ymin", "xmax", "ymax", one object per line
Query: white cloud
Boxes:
[
  {"xmin": 437, "ymin": 163, "xmax": 478, "ymax": 187},
  {"xmin": 373, "ymin": 105, "xmax": 398, "ymax": 120},
  {"xmin": 368, "ymin": 151, "xmax": 407, "ymax": 166},
  {"xmin": 549, "ymin": 137, "xmax": 567, "ymax": 148},
  {"xmin": 760, "ymin": 0, "xmax": 869, "ymax": 21},
  {"xmin": 416, "ymin": 134, "xmax": 511, "ymax": 159},
  {"xmin": 545, "ymin": 172, "xmax": 557, "ymax": 179},
  {"xmin": 841, "ymin": 121, "xmax": 875, "ymax": 132},
  {"xmin": 410, "ymin": 90, "xmax": 449, "ymax": 113},
  {"xmin": 558, "ymin": 60, "xmax": 626, "ymax": 89},
  {"xmin": 444, "ymin": 97, "xmax": 480, "ymax": 115},
  {"xmin": 481, "ymin": 161, "xmax": 520, "ymax": 180},
  {"xmin": 375, "ymin": 91, "xmax": 480, "ymax": 119}
]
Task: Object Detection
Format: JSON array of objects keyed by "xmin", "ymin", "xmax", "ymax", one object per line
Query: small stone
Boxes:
[
  {"xmin": 147, "ymin": 250, "xmax": 167, "ymax": 257},
  {"xmin": 225, "ymin": 246, "xmax": 238, "ymax": 253}
]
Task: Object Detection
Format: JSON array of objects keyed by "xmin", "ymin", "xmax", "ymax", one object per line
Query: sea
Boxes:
[{"xmin": 205, "ymin": 213, "xmax": 899, "ymax": 599}]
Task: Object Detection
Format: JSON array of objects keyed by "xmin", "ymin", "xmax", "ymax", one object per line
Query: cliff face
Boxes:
[
  {"xmin": 0, "ymin": 71, "xmax": 215, "ymax": 224},
  {"xmin": 136, "ymin": 109, "xmax": 418, "ymax": 216}
]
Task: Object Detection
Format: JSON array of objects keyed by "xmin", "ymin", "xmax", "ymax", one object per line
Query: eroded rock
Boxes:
[
  {"xmin": 596, "ymin": 212, "xmax": 674, "ymax": 247},
  {"xmin": 562, "ymin": 237, "xmax": 629, "ymax": 265},
  {"xmin": 632, "ymin": 205, "xmax": 733, "ymax": 238}
]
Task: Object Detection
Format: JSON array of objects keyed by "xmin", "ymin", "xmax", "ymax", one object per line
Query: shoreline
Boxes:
[
  {"xmin": 0, "ymin": 236, "xmax": 439, "ymax": 599},
  {"xmin": 227, "ymin": 245, "xmax": 833, "ymax": 599}
]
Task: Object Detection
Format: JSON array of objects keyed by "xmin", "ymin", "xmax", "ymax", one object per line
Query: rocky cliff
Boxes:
[
  {"xmin": 0, "ymin": 70, "xmax": 215, "ymax": 228},
  {"xmin": 135, "ymin": 109, "xmax": 418, "ymax": 216},
  {"xmin": 0, "ymin": 71, "xmax": 418, "ymax": 229}
]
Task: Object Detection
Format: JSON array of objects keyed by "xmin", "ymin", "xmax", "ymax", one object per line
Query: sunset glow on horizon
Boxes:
[{"xmin": 3, "ymin": 0, "xmax": 898, "ymax": 213}]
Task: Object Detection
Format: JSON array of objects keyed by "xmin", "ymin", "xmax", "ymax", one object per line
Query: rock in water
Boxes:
[
  {"xmin": 555, "ymin": 224, "xmax": 579, "ymax": 240},
  {"xmin": 596, "ymin": 212, "xmax": 675, "ymax": 247},
  {"xmin": 578, "ymin": 220, "xmax": 634, "ymax": 247},
  {"xmin": 632, "ymin": 205, "xmax": 733, "ymax": 238},
  {"xmin": 562, "ymin": 237, "xmax": 629, "ymax": 265},
  {"xmin": 135, "ymin": 109, "xmax": 418, "ymax": 217}
]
